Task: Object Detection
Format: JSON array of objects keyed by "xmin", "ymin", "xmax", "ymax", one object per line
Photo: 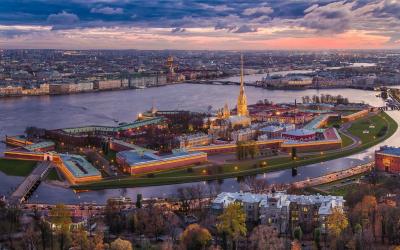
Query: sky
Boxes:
[{"xmin": 0, "ymin": 0, "xmax": 399, "ymax": 50}]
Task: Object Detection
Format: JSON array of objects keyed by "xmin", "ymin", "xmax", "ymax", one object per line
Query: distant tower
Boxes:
[
  {"xmin": 222, "ymin": 102, "xmax": 230, "ymax": 119},
  {"xmin": 237, "ymin": 54, "xmax": 249, "ymax": 116},
  {"xmin": 151, "ymin": 98, "xmax": 157, "ymax": 114},
  {"xmin": 166, "ymin": 56, "xmax": 175, "ymax": 74}
]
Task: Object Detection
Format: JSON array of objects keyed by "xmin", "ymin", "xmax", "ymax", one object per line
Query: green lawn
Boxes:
[
  {"xmin": 46, "ymin": 167, "xmax": 61, "ymax": 181},
  {"xmin": 74, "ymin": 112, "xmax": 397, "ymax": 190},
  {"xmin": 329, "ymin": 184, "xmax": 359, "ymax": 196},
  {"xmin": 339, "ymin": 132, "xmax": 354, "ymax": 148},
  {"xmin": 348, "ymin": 113, "xmax": 388, "ymax": 144},
  {"xmin": 0, "ymin": 158, "xmax": 37, "ymax": 176}
]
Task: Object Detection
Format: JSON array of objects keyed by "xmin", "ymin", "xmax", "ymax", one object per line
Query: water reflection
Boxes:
[{"xmin": 0, "ymin": 83, "xmax": 396, "ymax": 204}]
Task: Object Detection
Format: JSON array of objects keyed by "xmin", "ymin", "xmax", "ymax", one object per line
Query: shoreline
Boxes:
[
  {"xmin": 73, "ymin": 112, "xmax": 397, "ymax": 190},
  {"xmin": 0, "ymin": 79, "xmax": 388, "ymax": 100}
]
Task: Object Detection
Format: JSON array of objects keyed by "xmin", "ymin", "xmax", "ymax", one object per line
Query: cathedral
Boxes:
[
  {"xmin": 227, "ymin": 54, "xmax": 251, "ymax": 128},
  {"xmin": 211, "ymin": 55, "xmax": 251, "ymax": 137}
]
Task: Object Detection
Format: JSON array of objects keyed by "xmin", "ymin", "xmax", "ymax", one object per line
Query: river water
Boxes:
[{"xmin": 0, "ymin": 82, "xmax": 396, "ymax": 204}]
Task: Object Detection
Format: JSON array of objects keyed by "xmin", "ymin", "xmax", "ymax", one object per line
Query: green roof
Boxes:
[
  {"xmin": 60, "ymin": 154, "xmax": 101, "ymax": 178},
  {"xmin": 61, "ymin": 117, "xmax": 163, "ymax": 134},
  {"xmin": 23, "ymin": 141, "xmax": 55, "ymax": 152}
]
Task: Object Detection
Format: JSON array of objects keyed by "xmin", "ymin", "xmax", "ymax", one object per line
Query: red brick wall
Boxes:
[
  {"xmin": 129, "ymin": 155, "xmax": 207, "ymax": 175},
  {"xmin": 375, "ymin": 153, "xmax": 400, "ymax": 174}
]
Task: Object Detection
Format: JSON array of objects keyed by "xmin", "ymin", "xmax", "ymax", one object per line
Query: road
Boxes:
[{"xmin": 293, "ymin": 161, "xmax": 373, "ymax": 189}]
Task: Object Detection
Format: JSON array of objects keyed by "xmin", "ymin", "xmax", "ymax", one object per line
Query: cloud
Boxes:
[
  {"xmin": 233, "ymin": 25, "xmax": 257, "ymax": 33},
  {"xmin": 304, "ymin": 4, "xmax": 319, "ymax": 14},
  {"xmin": 243, "ymin": 6, "xmax": 273, "ymax": 16},
  {"xmin": 301, "ymin": 1, "xmax": 352, "ymax": 33},
  {"xmin": 198, "ymin": 3, "xmax": 234, "ymax": 12},
  {"xmin": 90, "ymin": 7, "xmax": 124, "ymax": 15},
  {"xmin": 47, "ymin": 11, "xmax": 79, "ymax": 25},
  {"xmin": 0, "ymin": 0, "xmax": 399, "ymax": 49},
  {"xmin": 171, "ymin": 27, "xmax": 186, "ymax": 33},
  {"xmin": 373, "ymin": 0, "xmax": 400, "ymax": 19},
  {"xmin": 214, "ymin": 22, "xmax": 236, "ymax": 31}
]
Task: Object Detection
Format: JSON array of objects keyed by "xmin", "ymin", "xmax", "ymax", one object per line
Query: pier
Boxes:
[{"xmin": 9, "ymin": 161, "xmax": 54, "ymax": 204}]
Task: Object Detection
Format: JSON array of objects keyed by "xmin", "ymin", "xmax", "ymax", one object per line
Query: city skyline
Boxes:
[{"xmin": 1, "ymin": 0, "xmax": 400, "ymax": 50}]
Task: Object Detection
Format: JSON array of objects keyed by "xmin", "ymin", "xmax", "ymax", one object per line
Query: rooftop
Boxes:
[
  {"xmin": 23, "ymin": 141, "xmax": 55, "ymax": 152},
  {"xmin": 60, "ymin": 154, "xmax": 101, "ymax": 178},
  {"xmin": 61, "ymin": 117, "xmax": 163, "ymax": 134},
  {"xmin": 283, "ymin": 129, "xmax": 315, "ymax": 137},
  {"xmin": 212, "ymin": 192, "xmax": 344, "ymax": 215},
  {"xmin": 117, "ymin": 150, "xmax": 206, "ymax": 167},
  {"xmin": 377, "ymin": 146, "xmax": 400, "ymax": 157}
]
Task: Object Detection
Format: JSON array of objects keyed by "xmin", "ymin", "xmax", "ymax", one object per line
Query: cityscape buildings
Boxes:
[{"xmin": 1, "ymin": 0, "xmax": 400, "ymax": 249}]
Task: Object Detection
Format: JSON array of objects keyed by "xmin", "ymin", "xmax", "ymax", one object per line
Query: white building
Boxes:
[
  {"xmin": 211, "ymin": 192, "xmax": 344, "ymax": 234},
  {"xmin": 231, "ymin": 128, "xmax": 256, "ymax": 142},
  {"xmin": 177, "ymin": 133, "xmax": 212, "ymax": 149}
]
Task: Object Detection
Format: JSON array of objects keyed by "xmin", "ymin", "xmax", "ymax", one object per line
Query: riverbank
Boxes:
[{"xmin": 74, "ymin": 111, "xmax": 397, "ymax": 190}]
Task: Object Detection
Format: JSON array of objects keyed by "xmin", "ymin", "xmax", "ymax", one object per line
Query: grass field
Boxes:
[
  {"xmin": 0, "ymin": 158, "xmax": 37, "ymax": 176},
  {"xmin": 46, "ymin": 167, "xmax": 61, "ymax": 181},
  {"xmin": 348, "ymin": 113, "xmax": 388, "ymax": 143},
  {"xmin": 74, "ymin": 112, "xmax": 397, "ymax": 190},
  {"xmin": 339, "ymin": 132, "xmax": 354, "ymax": 148}
]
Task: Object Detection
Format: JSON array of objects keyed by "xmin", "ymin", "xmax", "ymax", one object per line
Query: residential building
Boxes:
[{"xmin": 211, "ymin": 192, "xmax": 344, "ymax": 234}]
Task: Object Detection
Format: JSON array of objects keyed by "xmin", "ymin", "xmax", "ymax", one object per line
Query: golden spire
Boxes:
[
  {"xmin": 223, "ymin": 102, "xmax": 230, "ymax": 118},
  {"xmin": 237, "ymin": 54, "xmax": 248, "ymax": 116}
]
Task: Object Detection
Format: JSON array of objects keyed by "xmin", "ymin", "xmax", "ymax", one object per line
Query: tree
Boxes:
[
  {"xmin": 136, "ymin": 193, "xmax": 142, "ymax": 208},
  {"xmin": 89, "ymin": 229, "xmax": 106, "ymax": 250},
  {"xmin": 248, "ymin": 225, "xmax": 284, "ymax": 250},
  {"xmin": 291, "ymin": 240, "xmax": 301, "ymax": 250},
  {"xmin": 49, "ymin": 204, "xmax": 72, "ymax": 250},
  {"xmin": 327, "ymin": 207, "xmax": 349, "ymax": 238},
  {"xmin": 242, "ymin": 176, "xmax": 269, "ymax": 193},
  {"xmin": 293, "ymin": 226, "xmax": 303, "ymax": 241},
  {"xmin": 71, "ymin": 227, "xmax": 89, "ymax": 250},
  {"xmin": 352, "ymin": 195, "xmax": 377, "ymax": 236},
  {"xmin": 216, "ymin": 203, "xmax": 247, "ymax": 250},
  {"xmin": 110, "ymin": 238, "xmax": 132, "ymax": 250},
  {"xmin": 180, "ymin": 224, "xmax": 212, "ymax": 250},
  {"xmin": 313, "ymin": 227, "xmax": 321, "ymax": 250},
  {"xmin": 291, "ymin": 147, "xmax": 297, "ymax": 160},
  {"xmin": 105, "ymin": 199, "xmax": 126, "ymax": 234},
  {"xmin": 134, "ymin": 203, "xmax": 166, "ymax": 240}
]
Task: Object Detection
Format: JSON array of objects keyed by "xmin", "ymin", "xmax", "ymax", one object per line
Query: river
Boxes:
[{"xmin": 0, "ymin": 82, "xmax": 396, "ymax": 204}]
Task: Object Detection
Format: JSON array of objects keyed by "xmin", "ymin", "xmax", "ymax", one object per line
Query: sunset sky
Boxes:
[{"xmin": 0, "ymin": 0, "xmax": 399, "ymax": 50}]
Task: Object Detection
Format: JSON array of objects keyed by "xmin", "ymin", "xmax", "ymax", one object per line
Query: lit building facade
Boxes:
[
  {"xmin": 211, "ymin": 192, "xmax": 344, "ymax": 234},
  {"xmin": 116, "ymin": 150, "xmax": 207, "ymax": 175},
  {"xmin": 375, "ymin": 146, "xmax": 400, "ymax": 174}
]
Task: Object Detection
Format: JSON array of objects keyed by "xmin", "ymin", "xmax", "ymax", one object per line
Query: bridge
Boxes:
[
  {"xmin": 293, "ymin": 161, "xmax": 374, "ymax": 189},
  {"xmin": 9, "ymin": 161, "xmax": 54, "ymax": 205}
]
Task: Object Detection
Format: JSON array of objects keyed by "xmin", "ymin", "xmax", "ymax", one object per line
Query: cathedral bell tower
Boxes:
[{"xmin": 237, "ymin": 54, "xmax": 249, "ymax": 116}]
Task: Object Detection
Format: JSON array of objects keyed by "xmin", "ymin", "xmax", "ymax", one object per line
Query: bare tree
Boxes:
[
  {"xmin": 242, "ymin": 176, "xmax": 269, "ymax": 193},
  {"xmin": 248, "ymin": 225, "xmax": 285, "ymax": 250}
]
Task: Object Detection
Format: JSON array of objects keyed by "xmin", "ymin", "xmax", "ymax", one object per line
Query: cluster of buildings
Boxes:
[
  {"xmin": 4, "ymin": 136, "xmax": 102, "ymax": 184},
  {"xmin": 178, "ymin": 60, "xmax": 346, "ymax": 154},
  {"xmin": 0, "ymin": 50, "xmax": 227, "ymax": 97},
  {"xmin": 212, "ymin": 191, "xmax": 345, "ymax": 234},
  {"xmin": 1, "ymin": 54, "xmax": 381, "ymax": 188},
  {"xmin": 258, "ymin": 57, "xmax": 400, "ymax": 90}
]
